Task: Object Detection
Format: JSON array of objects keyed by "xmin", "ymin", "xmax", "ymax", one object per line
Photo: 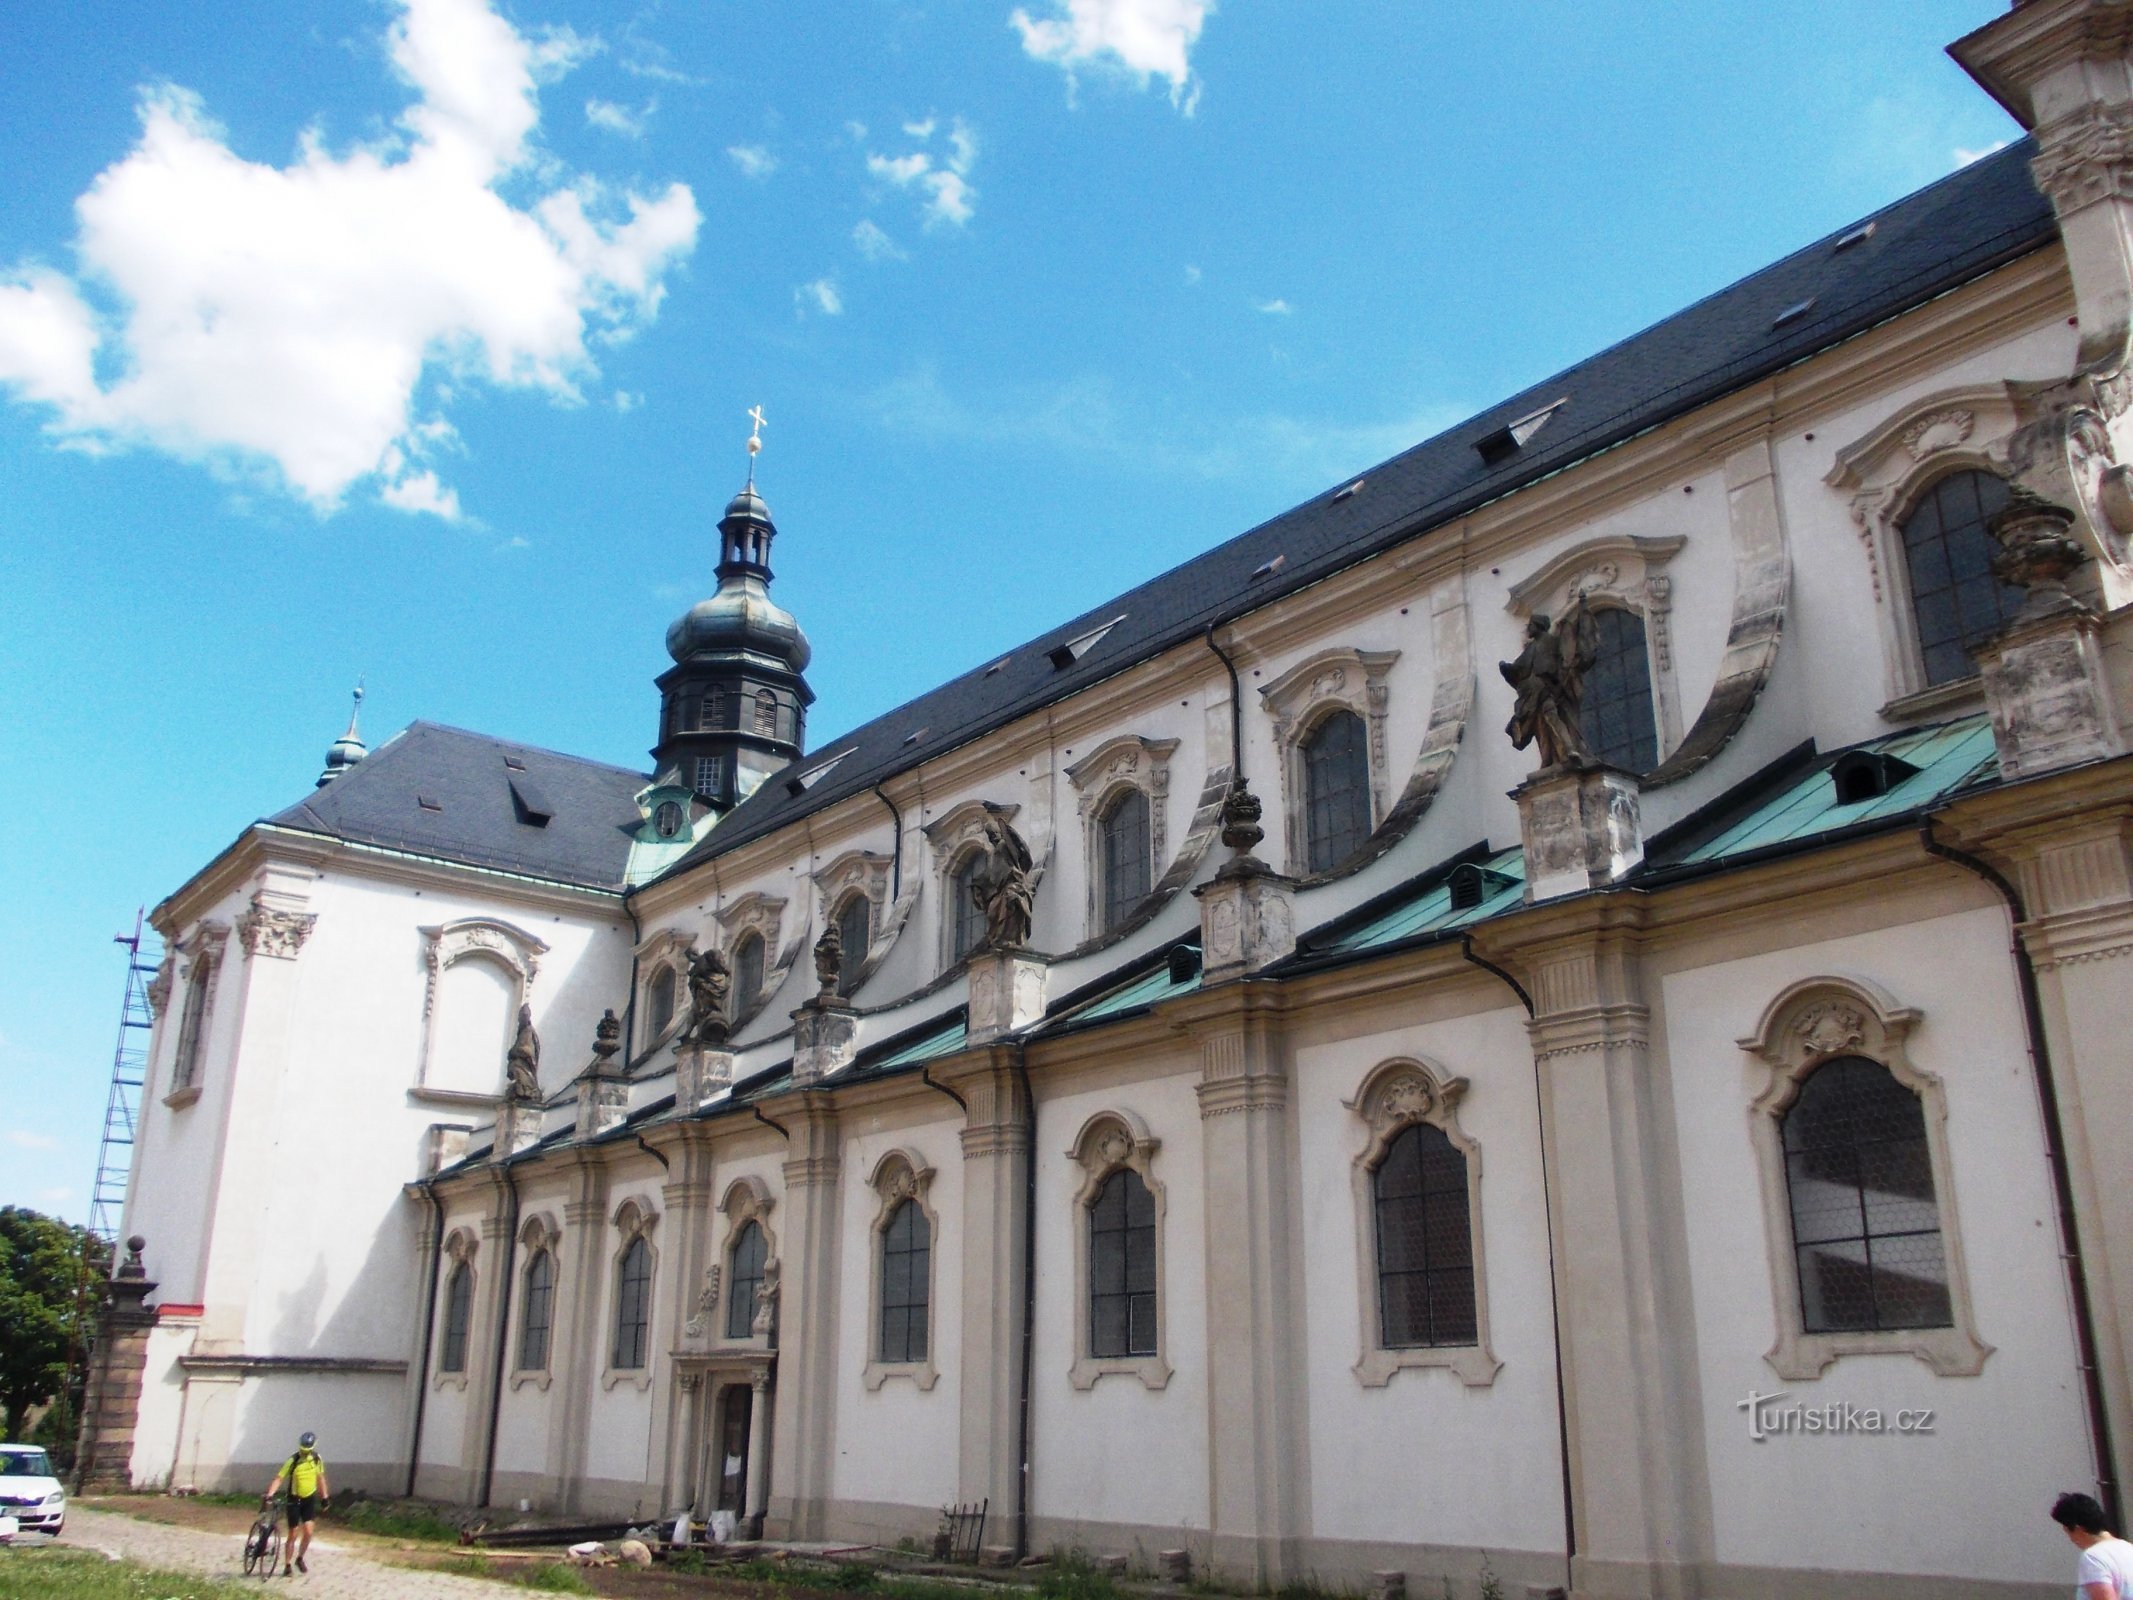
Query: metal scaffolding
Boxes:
[{"xmin": 89, "ymin": 911, "xmax": 159, "ymax": 1242}]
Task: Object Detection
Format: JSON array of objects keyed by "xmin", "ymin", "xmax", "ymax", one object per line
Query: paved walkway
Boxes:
[{"xmin": 58, "ymin": 1506, "xmax": 516, "ymax": 1598}]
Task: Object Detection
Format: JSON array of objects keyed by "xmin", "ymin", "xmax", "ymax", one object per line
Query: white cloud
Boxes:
[
  {"xmin": 726, "ymin": 143, "xmax": 778, "ymax": 180},
  {"xmin": 0, "ymin": 0, "xmax": 700, "ymax": 517},
  {"xmin": 613, "ymin": 388, "xmax": 642, "ymax": 411},
  {"xmin": 1955, "ymin": 139, "xmax": 2009, "ymax": 167},
  {"xmin": 796, "ymin": 277, "xmax": 843, "ymax": 316},
  {"xmin": 37, "ymin": 1188, "xmax": 74, "ymax": 1208},
  {"xmin": 845, "ymin": 120, "xmax": 870, "ymax": 142},
  {"xmin": 1255, "ymin": 297, "xmax": 1292, "ymax": 315},
  {"xmin": 5, "ymin": 1130, "xmax": 60, "ymax": 1151},
  {"xmin": 1011, "ymin": 0, "xmax": 1210, "ymax": 111},
  {"xmin": 902, "ymin": 116, "xmax": 938, "ymax": 140},
  {"xmin": 585, "ymin": 97, "xmax": 650, "ymax": 137},
  {"xmin": 1182, "ymin": 263, "xmax": 1201, "ymax": 285},
  {"xmin": 852, "ymin": 219, "xmax": 907, "ymax": 262},
  {"xmin": 866, "ymin": 116, "xmax": 978, "ymax": 229}
]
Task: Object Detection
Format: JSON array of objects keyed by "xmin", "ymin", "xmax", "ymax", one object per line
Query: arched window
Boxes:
[
  {"xmin": 732, "ymin": 934, "xmax": 764, "ymax": 1015},
  {"xmin": 171, "ymin": 961, "xmax": 213, "ymax": 1092},
  {"xmin": 1781, "ymin": 1056, "xmax": 1951, "ymax": 1333},
  {"xmin": 1579, "ymin": 607, "xmax": 1660, "ymax": 773},
  {"xmin": 1088, "ymin": 1169, "xmax": 1157, "ymax": 1359},
  {"xmin": 835, "ymin": 895, "xmax": 872, "ymax": 997},
  {"xmin": 879, "ymin": 1200, "xmax": 931, "ymax": 1364},
  {"xmin": 1372, "ymin": 1123, "xmax": 1477, "ymax": 1348},
  {"xmin": 1097, "ymin": 789, "xmax": 1152, "ymax": 933},
  {"xmin": 1901, "ymin": 470, "xmax": 2023, "ymax": 687},
  {"xmin": 440, "ymin": 1262, "xmax": 473, "ymax": 1374},
  {"xmin": 518, "ymin": 1250, "xmax": 554, "ymax": 1371},
  {"xmin": 726, "ymin": 1221, "xmax": 767, "ymax": 1341},
  {"xmin": 612, "ymin": 1237, "xmax": 653, "ymax": 1369},
  {"xmin": 1302, "ymin": 709, "xmax": 1371, "ymax": 873},
  {"xmin": 754, "ymin": 690, "xmax": 778, "ymax": 736},
  {"xmin": 949, "ymin": 853, "xmax": 986, "ymax": 963},
  {"xmin": 646, "ymin": 967, "xmax": 676, "ymax": 1039}
]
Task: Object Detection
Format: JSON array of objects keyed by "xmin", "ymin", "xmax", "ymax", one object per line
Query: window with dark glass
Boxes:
[
  {"xmin": 694, "ymin": 756, "xmax": 723, "ymax": 797},
  {"xmin": 950, "ymin": 854, "xmax": 985, "ymax": 962},
  {"xmin": 172, "ymin": 961, "xmax": 212, "ymax": 1091},
  {"xmin": 697, "ymin": 689, "xmax": 725, "ymax": 732},
  {"xmin": 732, "ymin": 934, "xmax": 764, "ymax": 1015},
  {"xmin": 835, "ymin": 895, "xmax": 871, "ymax": 997},
  {"xmin": 1372, "ymin": 1123, "xmax": 1477, "ymax": 1348},
  {"xmin": 1303, "ymin": 710, "xmax": 1371, "ymax": 873},
  {"xmin": 1901, "ymin": 470, "xmax": 2023, "ymax": 686},
  {"xmin": 1781, "ymin": 1056, "xmax": 1952, "ymax": 1334},
  {"xmin": 440, "ymin": 1262, "xmax": 472, "ymax": 1374},
  {"xmin": 1088, "ymin": 1169, "xmax": 1157, "ymax": 1359},
  {"xmin": 754, "ymin": 690, "xmax": 778, "ymax": 735},
  {"xmin": 879, "ymin": 1199, "xmax": 931, "ymax": 1363},
  {"xmin": 519, "ymin": 1250, "xmax": 554, "ymax": 1371},
  {"xmin": 1579, "ymin": 608, "xmax": 1660, "ymax": 773},
  {"xmin": 727, "ymin": 1221, "xmax": 767, "ymax": 1340},
  {"xmin": 612, "ymin": 1237, "xmax": 653, "ymax": 1369},
  {"xmin": 646, "ymin": 967, "xmax": 676, "ymax": 1039},
  {"xmin": 653, "ymin": 800, "xmax": 685, "ymax": 839},
  {"xmin": 1098, "ymin": 789, "xmax": 1152, "ymax": 932}
]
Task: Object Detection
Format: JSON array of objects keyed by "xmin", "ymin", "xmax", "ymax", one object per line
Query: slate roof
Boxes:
[
  {"xmin": 659, "ymin": 141, "xmax": 2056, "ymax": 879},
  {"xmin": 266, "ymin": 721, "xmax": 650, "ymax": 891}
]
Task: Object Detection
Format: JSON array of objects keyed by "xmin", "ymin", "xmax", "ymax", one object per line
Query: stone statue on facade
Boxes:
[
  {"xmin": 752, "ymin": 1255, "xmax": 781, "ymax": 1338},
  {"xmin": 1500, "ymin": 602, "xmax": 1600, "ymax": 770},
  {"xmin": 970, "ymin": 807, "xmax": 1036, "ymax": 950},
  {"xmin": 504, "ymin": 1004, "xmax": 541, "ymax": 1102},
  {"xmin": 687, "ymin": 945, "xmax": 732, "ymax": 1044},
  {"xmin": 812, "ymin": 923, "xmax": 843, "ymax": 1000}
]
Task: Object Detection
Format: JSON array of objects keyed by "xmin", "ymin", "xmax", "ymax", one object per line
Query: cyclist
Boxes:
[{"xmin": 265, "ymin": 1431, "xmax": 330, "ymax": 1575}]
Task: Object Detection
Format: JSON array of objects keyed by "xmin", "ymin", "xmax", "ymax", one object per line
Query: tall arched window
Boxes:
[
  {"xmin": 1781, "ymin": 1056, "xmax": 1951, "ymax": 1333},
  {"xmin": 612, "ymin": 1237, "xmax": 653, "ymax": 1369},
  {"xmin": 732, "ymin": 934, "xmax": 764, "ymax": 1016},
  {"xmin": 726, "ymin": 1221, "xmax": 767, "ymax": 1341},
  {"xmin": 879, "ymin": 1200, "xmax": 931, "ymax": 1364},
  {"xmin": 171, "ymin": 961, "xmax": 213, "ymax": 1092},
  {"xmin": 518, "ymin": 1250, "xmax": 554, "ymax": 1371},
  {"xmin": 1901, "ymin": 470, "xmax": 2023, "ymax": 686},
  {"xmin": 1097, "ymin": 789, "xmax": 1152, "ymax": 933},
  {"xmin": 1303, "ymin": 710, "xmax": 1371, "ymax": 873},
  {"xmin": 835, "ymin": 895, "xmax": 871, "ymax": 997},
  {"xmin": 1089, "ymin": 1169, "xmax": 1157, "ymax": 1359},
  {"xmin": 754, "ymin": 690, "xmax": 779, "ymax": 735},
  {"xmin": 949, "ymin": 853, "xmax": 986, "ymax": 963},
  {"xmin": 646, "ymin": 967, "xmax": 676, "ymax": 1039},
  {"xmin": 1580, "ymin": 607, "xmax": 1660, "ymax": 773},
  {"xmin": 1372, "ymin": 1122, "xmax": 1477, "ymax": 1348},
  {"xmin": 440, "ymin": 1262, "xmax": 473, "ymax": 1375}
]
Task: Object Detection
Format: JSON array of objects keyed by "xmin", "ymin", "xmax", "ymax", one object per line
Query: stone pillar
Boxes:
[
  {"xmin": 656, "ymin": 1132, "xmax": 714, "ymax": 1514},
  {"xmin": 677, "ymin": 1045, "xmax": 736, "ymax": 1112},
  {"xmin": 745, "ymin": 1369, "xmax": 772, "ymax": 1537},
  {"xmin": 551, "ymin": 1160, "xmax": 610, "ymax": 1514},
  {"xmin": 1513, "ymin": 764, "xmax": 1643, "ymax": 902},
  {"xmin": 966, "ymin": 950, "xmax": 1048, "ymax": 1044},
  {"xmin": 494, "ymin": 1100, "xmax": 544, "ymax": 1158},
  {"xmin": 573, "ymin": 1011, "xmax": 630, "ymax": 1140},
  {"xmin": 791, "ymin": 999, "xmax": 859, "ymax": 1087},
  {"xmin": 73, "ymin": 1237, "xmax": 158, "ymax": 1492},
  {"xmin": 765, "ymin": 1094, "xmax": 840, "ymax": 1539},
  {"xmin": 1170, "ymin": 986, "xmax": 1303, "ymax": 1585},
  {"xmin": 1193, "ymin": 857, "xmax": 1297, "ymax": 984}
]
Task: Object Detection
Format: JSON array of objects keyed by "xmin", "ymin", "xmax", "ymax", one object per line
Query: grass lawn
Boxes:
[{"xmin": 0, "ymin": 1544, "xmax": 269, "ymax": 1599}]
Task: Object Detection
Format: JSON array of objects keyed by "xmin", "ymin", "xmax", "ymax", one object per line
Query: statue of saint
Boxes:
[
  {"xmin": 813, "ymin": 923, "xmax": 843, "ymax": 999},
  {"xmin": 686, "ymin": 945, "xmax": 732, "ymax": 1043},
  {"xmin": 752, "ymin": 1255, "xmax": 781, "ymax": 1338},
  {"xmin": 970, "ymin": 809, "xmax": 1036, "ymax": 950},
  {"xmin": 1500, "ymin": 602, "xmax": 1600, "ymax": 771},
  {"xmin": 504, "ymin": 1004, "xmax": 541, "ymax": 1103}
]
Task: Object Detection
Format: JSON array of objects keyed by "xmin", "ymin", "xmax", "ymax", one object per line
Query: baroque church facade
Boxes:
[{"xmin": 84, "ymin": 6, "xmax": 2133, "ymax": 1595}]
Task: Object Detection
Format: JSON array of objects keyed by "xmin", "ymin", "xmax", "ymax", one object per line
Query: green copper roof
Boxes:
[
  {"xmin": 1317, "ymin": 849, "xmax": 1528, "ymax": 955},
  {"xmin": 871, "ymin": 1015, "xmax": 967, "ymax": 1068}
]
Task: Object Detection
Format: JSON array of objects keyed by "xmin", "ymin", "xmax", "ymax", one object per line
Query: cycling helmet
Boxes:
[{"xmin": 299, "ymin": 1431, "xmax": 317, "ymax": 1449}]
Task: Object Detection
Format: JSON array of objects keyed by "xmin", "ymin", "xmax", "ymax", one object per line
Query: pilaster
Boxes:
[
  {"xmin": 551, "ymin": 1157, "xmax": 610, "ymax": 1513},
  {"xmin": 465, "ymin": 1171, "xmax": 516, "ymax": 1503},
  {"xmin": 765, "ymin": 1092, "xmax": 841, "ymax": 1539},
  {"xmin": 73, "ymin": 1237, "xmax": 158, "ymax": 1492},
  {"xmin": 657, "ymin": 1130, "xmax": 716, "ymax": 1514}
]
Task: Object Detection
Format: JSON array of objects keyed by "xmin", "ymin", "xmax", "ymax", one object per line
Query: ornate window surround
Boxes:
[
  {"xmin": 1064, "ymin": 735, "xmax": 1179, "ymax": 938},
  {"xmin": 162, "ymin": 920, "xmax": 230, "ymax": 1109},
  {"xmin": 511, "ymin": 1213, "xmax": 562, "ymax": 1389},
  {"xmin": 432, "ymin": 1228, "xmax": 479, "ymax": 1391},
  {"xmin": 715, "ymin": 894, "xmax": 788, "ymax": 1027},
  {"xmin": 1345, "ymin": 1057, "xmax": 1500, "ymax": 1388},
  {"xmin": 1066, "ymin": 1109, "xmax": 1171, "ymax": 1391},
  {"xmin": 1737, "ymin": 975, "xmax": 1992, "ymax": 1382},
  {"xmin": 924, "ymin": 800, "xmax": 1021, "ymax": 970},
  {"xmin": 814, "ymin": 849, "xmax": 892, "ymax": 992},
  {"xmin": 415, "ymin": 918, "xmax": 550, "ymax": 1106},
  {"xmin": 602, "ymin": 1197, "xmax": 660, "ymax": 1391},
  {"xmin": 1257, "ymin": 648, "xmax": 1401, "ymax": 877},
  {"xmin": 633, "ymin": 927, "xmax": 696, "ymax": 1058},
  {"xmin": 863, "ymin": 1148, "xmax": 941, "ymax": 1391},
  {"xmin": 715, "ymin": 1176, "xmax": 779, "ymax": 1353},
  {"xmin": 1505, "ymin": 533, "xmax": 1686, "ymax": 766}
]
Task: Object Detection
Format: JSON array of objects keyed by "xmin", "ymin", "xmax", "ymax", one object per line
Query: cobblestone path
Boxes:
[{"xmin": 57, "ymin": 1506, "xmax": 515, "ymax": 1597}]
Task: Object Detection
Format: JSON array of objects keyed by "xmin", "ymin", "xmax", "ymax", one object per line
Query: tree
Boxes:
[{"xmin": 0, "ymin": 1208, "xmax": 109, "ymax": 1445}]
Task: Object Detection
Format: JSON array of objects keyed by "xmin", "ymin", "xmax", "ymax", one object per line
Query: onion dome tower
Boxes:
[
  {"xmin": 653, "ymin": 412, "xmax": 814, "ymax": 811},
  {"xmin": 316, "ymin": 684, "xmax": 368, "ymax": 787}
]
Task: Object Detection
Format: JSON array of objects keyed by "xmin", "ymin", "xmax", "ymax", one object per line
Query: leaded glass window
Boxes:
[
  {"xmin": 1781, "ymin": 1056, "xmax": 1952, "ymax": 1334},
  {"xmin": 1372, "ymin": 1123, "xmax": 1477, "ymax": 1348},
  {"xmin": 646, "ymin": 967, "xmax": 676, "ymax": 1039},
  {"xmin": 612, "ymin": 1237, "xmax": 653, "ymax": 1369},
  {"xmin": 1089, "ymin": 1169, "xmax": 1157, "ymax": 1359},
  {"xmin": 440, "ymin": 1262, "xmax": 472, "ymax": 1374},
  {"xmin": 694, "ymin": 756, "xmax": 723, "ymax": 798},
  {"xmin": 727, "ymin": 1221, "xmax": 767, "ymax": 1341},
  {"xmin": 879, "ymin": 1200, "xmax": 930, "ymax": 1363},
  {"xmin": 732, "ymin": 934, "xmax": 764, "ymax": 1015},
  {"xmin": 519, "ymin": 1250, "xmax": 554, "ymax": 1371},
  {"xmin": 1901, "ymin": 470, "xmax": 2022, "ymax": 687},
  {"xmin": 1098, "ymin": 788, "xmax": 1152, "ymax": 932},
  {"xmin": 1303, "ymin": 710, "xmax": 1370, "ymax": 873},
  {"xmin": 950, "ymin": 853, "xmax": 985, "ymax": 963},
  {"xmin": 1579, "ymin": 608, "xmax": 1659, "ymax": 773},
  {"xmin": 836, "ymin": 895, "xmax": 871, "ymax": 997}
]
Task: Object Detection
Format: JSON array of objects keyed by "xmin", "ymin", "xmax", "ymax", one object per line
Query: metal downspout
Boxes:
[
  {"xmin": 1011, "ymin": 1038, "xmax": 1037, "ymax": 1561},
  {"xmin": 874, "ymin": 783, "xmax": 904, "ymax": 900},
  {"xmin": 404, "ymin": 1182, "xmax": 445, "ymax": 1498}
]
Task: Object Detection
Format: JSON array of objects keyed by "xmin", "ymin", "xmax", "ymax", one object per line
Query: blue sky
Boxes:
[{"xmin": 0, "ymin": 0, "xmax": 2016, "ymax": 1222}]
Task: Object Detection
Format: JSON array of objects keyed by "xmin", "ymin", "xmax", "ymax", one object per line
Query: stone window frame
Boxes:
[
  {"xmin": 1345, "ymin": 1057, "xmax": 1501, "ymax": 1389},
  {"xmin": 432, "ymin": 1228, "xmax": 479, "ymax": 1391},
  {"xmin": 715, "ymin": 1177, "xmax": 779, "ymax": 1353},
  {"xmin": 1258, "ymin": 648, "xmax": 1401, "ymax": 877},
  {"xmin": 162, "ymin": 920, "xmax": 230, "ymax": 1109},
  {"xmin": 633, "ymin": 928, "xmax": 696, "ymax": 1058},
  {"xmin": 1506, "ymin": 533, "xmax": 1686, "ymax": 769},
  {"xmin": 510, "ymin": 1213, "xmax": 562, "ymax": 1390},
  {"xmin": 1064, "ymin": 736, "xmax": 1180, "ymax": 939},
  {"xmin": 814, "ymin": 849, "xmax": 892, "ymax": 996},
  {"xmin": 1737, "ymin": 974, "xmax": 1992, "ymax": 1382},
  {"xmin": 603, "ymin": 1198, "xmax": 661, "ymax": 1391},
  {"xmin": 1066, "ymin": 1109, "xmax": 1172, "ymax": 1392},
  {"xmin": 715, "ymin": 894, "xmax": 787, "ymax": 1028},
  {"xmin": 862, "ymin": 1149, "xmax": 941, "ymax": 1391},
  {"xmin": 924, "ymin": 800, "xmax": 1021, "ymax": 972},
  {"xmin": 414, "ymin": 918, "xmax": 550, "ymax": 1106}
]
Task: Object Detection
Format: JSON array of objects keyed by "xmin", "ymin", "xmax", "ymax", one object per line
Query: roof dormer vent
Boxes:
[
  {"xmin": 1829, "ymin": 749, "xmax": 1920, "ymax": 806},
  {"xmin": 1474, "ymin": 399, "xmax": 1565, "ymax": 466}
]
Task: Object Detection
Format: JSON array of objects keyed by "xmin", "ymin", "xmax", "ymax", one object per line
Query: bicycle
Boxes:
[{"xmin": 242, "ymin": 1495, "xmax": 282, "ymax": 1577}]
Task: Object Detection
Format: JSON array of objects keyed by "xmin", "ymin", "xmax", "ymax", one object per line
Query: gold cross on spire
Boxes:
[{"xmin": 744, "ymin": 404, "xmax": 766, "ymax": 484}]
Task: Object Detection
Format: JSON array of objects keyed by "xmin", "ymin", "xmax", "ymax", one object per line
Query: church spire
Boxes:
[{"xmin": 317, "ymin": 683, "xmax": 368, "ymax": 787}]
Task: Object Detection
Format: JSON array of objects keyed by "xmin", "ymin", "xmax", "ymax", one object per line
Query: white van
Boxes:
[{"xmin": 0, "ymin": 1444, "xmax": 66, "ymax": 1536}]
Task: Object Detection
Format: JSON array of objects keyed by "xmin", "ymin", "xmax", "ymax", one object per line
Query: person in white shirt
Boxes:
[{"xmin": 2053, "ymin": 1492, "xmax": 2133, "ymax": 1600}]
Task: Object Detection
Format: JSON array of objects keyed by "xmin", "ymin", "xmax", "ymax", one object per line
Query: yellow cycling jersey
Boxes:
[{"xmin": 281, "ymin": 1450, "xmax": 324, "ymax": 1499}]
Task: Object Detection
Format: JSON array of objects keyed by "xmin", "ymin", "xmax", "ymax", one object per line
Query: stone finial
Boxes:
[
  {"xmin": 118, "ymin": 1236, "xmax": 147, "ymax": 1281},
  {"xmin": 813, "ymin": 922, "xmax": 843, "ymax": 999},
  {"xmin": 591, "ymin": 1007, "xmax": 623, "ymax": 1068},
  {"xmin": 1990, "ymin": 488, "xmax": 2088, "ymax": 621},
  {"xmin": 1218, "ymin": 776, "xmax": 1265, "ymax": 856}
]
